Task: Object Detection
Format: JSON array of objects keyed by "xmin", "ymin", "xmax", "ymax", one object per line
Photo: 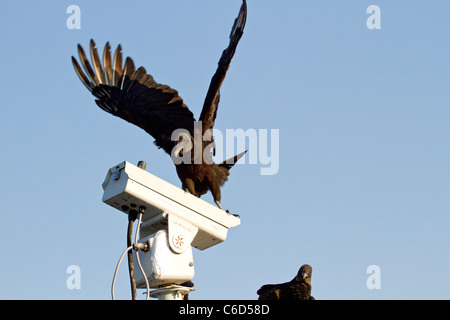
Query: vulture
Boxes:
[
  {"xmin": 71, "ymin": 1, "xmax": 247, "ymax": 211},
  {"xmin": 257, "ymin": 265, "xmax": 315, "ymax": 300}
]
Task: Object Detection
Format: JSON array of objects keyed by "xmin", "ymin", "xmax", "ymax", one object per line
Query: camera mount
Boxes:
[{"xmin": 102, "ymin": 161, "xmax": 241, "ymax": 299}]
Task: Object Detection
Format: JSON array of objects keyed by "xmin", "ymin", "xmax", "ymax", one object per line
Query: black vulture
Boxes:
[
  {"xmin": 71, "ymin": 1, "xmax": 247, "ymax": 211},
  {"xmin": 257, "ymin": 265, "xmax": 315, "ymax": 300}
]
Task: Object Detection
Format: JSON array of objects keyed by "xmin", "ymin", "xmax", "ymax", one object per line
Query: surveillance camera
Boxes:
[{"xmin": 102, "ymin": 161, "xmax": 241, "ymax": 250}]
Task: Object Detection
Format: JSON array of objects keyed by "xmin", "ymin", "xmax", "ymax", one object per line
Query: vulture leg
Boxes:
[
  {"xmin": 183, "ymin": 179, "xmax": 198, "ymax": 197},
  {"xmin": 215, "ymin": 200, "xmax": 223, "ymax": 210},
  {"xmin": 210, "ymin": 181, "xmax": 223, "ymax": 210}
]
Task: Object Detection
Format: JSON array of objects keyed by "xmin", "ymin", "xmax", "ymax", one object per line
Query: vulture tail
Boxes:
[{"xmin": 218, "ymin": 151, "xmax": 247, "ymax": 172}]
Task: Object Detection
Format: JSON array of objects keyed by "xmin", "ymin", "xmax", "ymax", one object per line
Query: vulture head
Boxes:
[{"xmin": 296, "ymin": 264, "xmax": 313, "ymax": 285}]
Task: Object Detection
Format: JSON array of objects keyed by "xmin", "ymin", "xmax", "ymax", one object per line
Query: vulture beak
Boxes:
[
  {"xmin": 173, "ymin": 133, "xmax": 193, "ymax": 158},
  {"xmin": 173, "ymin": 143, "xmax": 183, "ymax": 157},
  {"xmin": 301, "ymin": 270, "xmax": 308, "ymax": 280}
]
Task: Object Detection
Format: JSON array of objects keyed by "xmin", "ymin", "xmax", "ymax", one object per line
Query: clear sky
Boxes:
[{"xmin": 0, "ymin": 0, "xmax": 449, "ymax": 300}]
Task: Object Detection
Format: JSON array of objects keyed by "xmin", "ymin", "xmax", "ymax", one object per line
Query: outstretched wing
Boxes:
[
  {"xmin": 72, "ymin": 40, "xmax": 196, "ymax": 154},
  {"xmin": 199, "ymin": 0, "xmax": 247, "ymax": 134}
]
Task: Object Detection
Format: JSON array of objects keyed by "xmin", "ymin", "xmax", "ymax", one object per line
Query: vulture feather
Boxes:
[{"xmin": 257, "ymin": 265, "xmax": 315, "ymax": 300}]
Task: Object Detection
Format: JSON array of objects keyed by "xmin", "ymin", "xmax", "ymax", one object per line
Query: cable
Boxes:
[
  {"xmin": 135, "ymin": 207, "xmax": 150, "ymax": 300},
  {"xmin": 111, "ymin": 245, "xmax": 133, "ymax": 300},
  {"xmin": 111, "ymin": 206, "xmax": 149, "ymax": 300}
]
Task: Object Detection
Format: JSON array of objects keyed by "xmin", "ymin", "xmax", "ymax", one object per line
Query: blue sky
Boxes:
[{"xmin": 0, "ymin": 0, "xmax": 449, "ymax": 299}]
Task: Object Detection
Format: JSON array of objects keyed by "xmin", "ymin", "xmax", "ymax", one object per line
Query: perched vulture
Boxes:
[
  {"xmin": 71, "ymin": 1, "xmax": 247, "ymax": 211},
  {"xmin": 257, "ymin": 265, "xmax": 314, "ymax": 300}
]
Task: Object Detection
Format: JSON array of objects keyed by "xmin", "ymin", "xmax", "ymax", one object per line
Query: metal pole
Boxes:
[{"xmin": 127, "ymin": 209, "xmax": 138, "ymax": 300}]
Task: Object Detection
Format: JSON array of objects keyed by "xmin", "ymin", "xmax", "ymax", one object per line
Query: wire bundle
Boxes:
[{"xmin": 111, "ymin": 207, "xmax": 150, "ymax": 300}]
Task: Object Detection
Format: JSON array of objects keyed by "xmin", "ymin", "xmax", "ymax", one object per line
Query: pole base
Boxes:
[{"xmin": 150, "ymin": 285, "xmax": 195, "ymax": 300}]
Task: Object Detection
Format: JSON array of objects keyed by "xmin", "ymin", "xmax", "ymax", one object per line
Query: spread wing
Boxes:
[
  {"xmin": 199, "ymin": 0, "xmax": 247, "ymax": 134},
  {"xmin": 72, "ymin": 40, "xmax": 196, "ymax": 154}
]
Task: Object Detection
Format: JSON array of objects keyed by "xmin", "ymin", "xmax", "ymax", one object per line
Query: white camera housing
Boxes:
[
  {"xmin": 102, "ymin": 161, "xmax": 241, "ymax": 250},
  {"xmin": 132, "ymin": 229, "xmax": 195, "ymax": 288}
]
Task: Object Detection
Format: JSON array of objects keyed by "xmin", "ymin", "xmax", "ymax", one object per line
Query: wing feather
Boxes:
[
  {"xmin": 71, "ymin": 56, "xmax": 94, "ymax": 92},
  {"xmin": 199, "ymin": 0, "xmax": 247, "ymax": 133},
  {"xmin": 90, "ymin": 40, "xmax": 105, "ymax": 85},
  {"xmin": 103, "ymin": 42, "xmax": 112, "ymax": 85},
  {"xmin": 72, "ymin": 40, "xmax": 196, "ymax": 154},
  {"xmin": 112, "ymin": 45, "xmax": 123, "ymax": 86},
  {"xmin": 77, "ymin": 44, "xmax": 98, "ymax": 86}
]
